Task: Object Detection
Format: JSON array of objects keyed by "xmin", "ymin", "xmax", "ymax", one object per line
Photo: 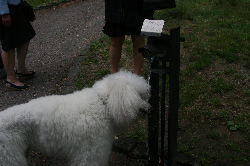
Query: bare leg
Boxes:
[
  {"xmin": 2, "ymin": 42, "xmax": 32, "ymax": 88},
  {"xmin": 131, "ymin": 35, "xmax": 145, "ymax": 75},
  {"xmin": 109, "ymin": 36, "xmax": 125, "ymax": 73},
  {"xmin": 1, "ymin": 49, "xmax": 25, "ymax": 87},
  {"xmin": 16, "ymin": 41, "xmax": 32, "ymax": 74}
]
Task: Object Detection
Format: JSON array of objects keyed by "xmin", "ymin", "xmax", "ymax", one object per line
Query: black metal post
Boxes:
[
  {"xmin": 168, "ymin": 27, "xmax": 180, "ymax": 166},
  {"xmin": 161, "ymin": 60, "xmax": 166, "ymax": 166},
  {"xmin": 141, "ymin": 26, "xmax": 181, "ymax": 166},
  {"xmin": 148, "ymin": 60, "xmax": 159, "ymax": 166}
]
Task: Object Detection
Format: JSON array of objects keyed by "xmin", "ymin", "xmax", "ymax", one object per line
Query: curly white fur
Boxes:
[{"xmin": 0, "ymin": 70, "xmax": 150, "ymax": 166}]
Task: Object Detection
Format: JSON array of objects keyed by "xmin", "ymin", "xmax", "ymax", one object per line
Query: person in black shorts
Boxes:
[
  {"xmin": 103, "ymin": 0, "xmax": 154, "ymax": 75},
  {"xmin": 0, "ymin": 0, "xmax": 36, "ymax": 90}
]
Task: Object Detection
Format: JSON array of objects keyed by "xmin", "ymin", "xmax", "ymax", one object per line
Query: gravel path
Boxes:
[{"xmin": 0, "ymin": 0, "xmax": 105, "ymax": 111}]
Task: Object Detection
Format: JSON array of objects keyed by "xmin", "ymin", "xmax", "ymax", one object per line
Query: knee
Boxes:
[
  {"xmin": 110, "ymin": 36, "xmax": 125, "ymax": 47},
  {"xmin": 131, "ymin": 35, "xmax": 145, "ymax": 48}
]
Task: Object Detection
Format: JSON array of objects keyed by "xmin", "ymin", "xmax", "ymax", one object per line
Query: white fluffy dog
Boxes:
[{"xmin": 0, "ymin": 70, "xmax": 150, "ymax": 166}]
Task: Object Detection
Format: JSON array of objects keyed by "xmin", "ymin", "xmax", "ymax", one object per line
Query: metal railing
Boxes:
[{"xmin": 139, "ymin": 26, "xmax": 184, "ymax": 166}]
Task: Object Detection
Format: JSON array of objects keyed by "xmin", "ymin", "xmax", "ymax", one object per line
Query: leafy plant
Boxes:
[
  {"xmin": 227, "ymin": 121, "xmax": 242, "ymax": 131},
  {"xmin": 210, "ymin": 78, "xmax": 234, "ymax": 94}
]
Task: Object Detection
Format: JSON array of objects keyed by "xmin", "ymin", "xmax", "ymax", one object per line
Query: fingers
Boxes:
[{"xmin": 2, "ymin": 14, "xmax": 11, "ymax": 28}]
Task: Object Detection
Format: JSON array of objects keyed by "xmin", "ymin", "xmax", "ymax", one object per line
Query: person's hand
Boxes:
[{"xmin": 2, "ymin": 14, "xmax": 11, "ymax": 28}]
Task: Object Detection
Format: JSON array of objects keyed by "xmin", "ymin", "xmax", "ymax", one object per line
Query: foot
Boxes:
[
  {"xmin": 16, "ymin": 70, "xmax": 36, "ymax": 77},
  {"xmin": 6, "ymin": 80, "xmax": 30, "ymax": 91}
]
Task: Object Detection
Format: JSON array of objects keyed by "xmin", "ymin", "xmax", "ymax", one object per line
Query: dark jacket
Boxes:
[{"xmin": 105, "ymin": 0, "xmax": 154, "ymax": 27}]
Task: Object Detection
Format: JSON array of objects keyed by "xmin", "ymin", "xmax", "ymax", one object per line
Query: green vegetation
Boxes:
[
  {"xmin": 26, "ymin": 0, "xmax": 63, "ymax": 8},
  {"xmin": 74, "ymin": 36, "xmax": 111, "ymax": 90},
  {"xmin": 126, "ymin": 126, "xmax": 146, "ymax": 144}
]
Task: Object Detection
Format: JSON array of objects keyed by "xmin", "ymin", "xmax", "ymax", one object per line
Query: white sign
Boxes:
[{"xmin": 141, "ymin": 19, "xmax": 165, "ymax": 37}]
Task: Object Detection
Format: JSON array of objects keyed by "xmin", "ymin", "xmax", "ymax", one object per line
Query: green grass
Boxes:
[
  {"xmin": 26, "ymin": 0, "xmax": 63, "ymax": 8},
  {"xmin": 210, "ymin": 78, "xmax": 234, "ymax": 94},
  {"xmin": 155, "ymin": 0, "xmax": 250, "ymax": 70},
  {"xmin": 74, "ymin": 36, "xmax": 111, "ymax": 89},
  {"xmin": 206, "ymin": 130, "xmax": 220, "ymax": 139},
  {"xmin": 162, "ymin": 1, "xmax": 249, "ymax": 165},
  {"xmin": 188, "ymin": 51, "xmax": 215, "ymax": 72},
  {"xmin": 126, "ymin": 126, "xmax": 146, "ymax": 144}
]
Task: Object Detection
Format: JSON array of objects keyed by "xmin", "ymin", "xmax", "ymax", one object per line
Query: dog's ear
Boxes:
[{"xmin": 107, "ymin": 83, "xmax": 150, "ymax": 128}]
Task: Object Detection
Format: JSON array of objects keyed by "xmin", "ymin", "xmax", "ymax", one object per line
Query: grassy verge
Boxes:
[
  {"xmin": 157, "ymin": 0, "xmax": 249, "ymax": 69},
  {"xmin": 74, "ymin": 35, "xmax": 111, "ymax": 89},
  {"xmin": 74, "ymin": 0, "xmax": 249, "ymax": 165},
  {"xmin": 26, "ymin": 0, "xmax": 64, "ymax": 8}
]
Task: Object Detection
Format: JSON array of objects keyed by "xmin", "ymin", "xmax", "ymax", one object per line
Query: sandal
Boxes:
[
  {"xmin": 6, "ymin": 81, "xmax": 30, "ymax": 91},
  {"xmin": 15, "ymin": 70, "xmax": 36, "ymax": 77}
]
